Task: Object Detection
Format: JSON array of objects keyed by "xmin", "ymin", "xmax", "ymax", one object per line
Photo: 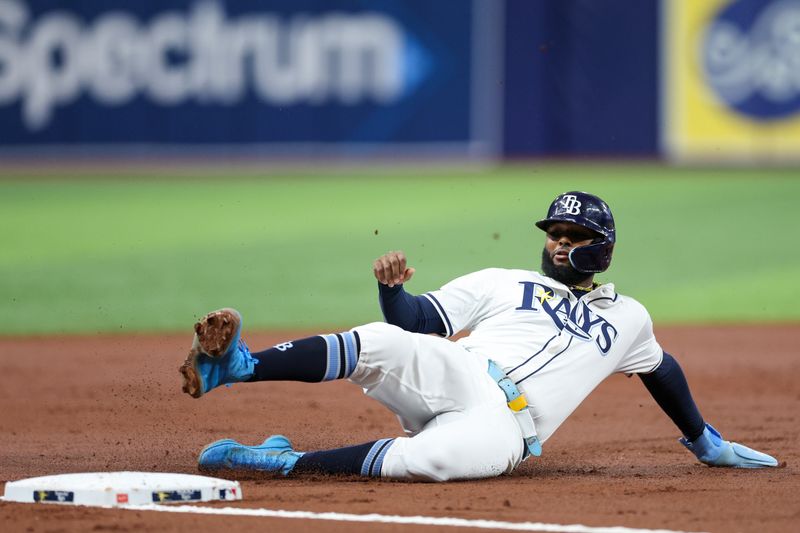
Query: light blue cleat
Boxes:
[
  {"xmin": 198, "ymin": 435, "xmax": 303, "ymax": 475},
  {"xmin": 179, "ymin": 308, "xmax": 257, "ymax": 398},
  {"xmin": 680, "ymin": 423, "xmax": 778, "ymax": 468}
]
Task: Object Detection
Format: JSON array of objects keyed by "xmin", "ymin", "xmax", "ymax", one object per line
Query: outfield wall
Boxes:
[{"xmin": 0, "ymin": 0, "xmax": 798, "ymax": 163}]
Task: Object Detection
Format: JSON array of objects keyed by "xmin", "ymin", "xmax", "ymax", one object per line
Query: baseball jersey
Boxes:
[{"xmin": 421, "ymin": 268, "xmax": 663, "ymax": 443}]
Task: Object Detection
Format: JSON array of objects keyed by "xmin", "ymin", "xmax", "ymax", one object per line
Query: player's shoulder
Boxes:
[
  {"xmin": 603, "ymin": 288, "xmax": 653, "ymax": 320},
  {"xmin": 608, "ymin": 287, "xmax": 645, "ymax": 307},
  {"xmin": 441, "ymin": 267, "xmax": 504, "ymax": 289},
  {"xmin": 485, "ymin": 267, "xmax": 534, "ymax": 277},
  {"xmin": 443, "ymin": 267, "xmax": 534, "ymax": 290},
  {"xmin": 480, "ymin": 267, "xmax": 548, "ymax": 283}
]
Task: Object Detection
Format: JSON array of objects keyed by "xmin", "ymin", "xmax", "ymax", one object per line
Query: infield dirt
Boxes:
[{"xmin": 1, "ymin": 325, "xmax": 798, "ymax": 532}]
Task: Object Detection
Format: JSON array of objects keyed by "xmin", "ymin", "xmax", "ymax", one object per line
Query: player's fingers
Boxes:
[
  {"xmin": 373, "ymin": 259, "xmax": 385, "ymax": 282},
  {"xmin": 385, "ymin": 253, "xmax": 403, "ymax": 285},
  {"xmin": 391, "ymin": 253, "xmax": 407, "ymax": 284},
  {"xmin": 374, "ymin": 252, "xmax": 400, "ymax": 286},
  {"xmin": 403, "ymin": 267, "xmax": 416, "ymax": 283},
  {"xmin": 373, "ymin": 251, "xmax": 408, "ymax": 287},
  {"xmin": 373, "ymin": 256, "xmax": 393, "ymax": 285}
]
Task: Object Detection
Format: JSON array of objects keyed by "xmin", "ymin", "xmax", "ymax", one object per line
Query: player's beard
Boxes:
[{"xmin": 541, "ymin": 247, "xmax": 591, "ymax": 286}]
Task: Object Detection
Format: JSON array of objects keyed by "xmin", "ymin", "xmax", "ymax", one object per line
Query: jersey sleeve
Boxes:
[
  {"xmin": 615, "ymin": 306, "xmax": 663, "ymax": 374},
  {"xmin": 421, "ymin": 269, "xmax": 496, "ymax": 337}
]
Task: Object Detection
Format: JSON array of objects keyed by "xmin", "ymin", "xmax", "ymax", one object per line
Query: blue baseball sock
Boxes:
[
  {"xmin": 249, "ymin": 330, "xmax": 361, "ymax": 383},
  {"xmin": 293, "ymin": 438, "xmax": 394, "ymax": 477}
]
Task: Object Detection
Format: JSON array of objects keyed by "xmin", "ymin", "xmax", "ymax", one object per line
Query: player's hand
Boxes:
[
  {"xmin": 680, "ymin": 424, "xmax": 778, "ymax": 468},
  {"xmin": 373, "ymin": 251, "xmax": 416, "ymax": 287}
]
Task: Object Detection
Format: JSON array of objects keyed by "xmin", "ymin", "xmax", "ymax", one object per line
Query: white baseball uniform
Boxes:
[{"xmin": 349, "ymin": 268, "xmax": 663, "ymax": 481}]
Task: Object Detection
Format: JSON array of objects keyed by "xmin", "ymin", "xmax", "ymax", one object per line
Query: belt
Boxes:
[{"xmin": 487, "ymin": 360, "xmax": 542, "ymax": 458}]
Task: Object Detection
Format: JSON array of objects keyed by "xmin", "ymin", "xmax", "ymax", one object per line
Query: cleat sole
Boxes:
[
  {"xmin": 179, "ymin": 350, "xmax": 203, "ymax": 399},
  {"xmin": 194, "ymin": 308, "xmax": 242, "ymax": 357}
]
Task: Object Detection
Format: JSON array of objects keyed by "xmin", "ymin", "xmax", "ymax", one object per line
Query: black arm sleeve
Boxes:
[
  {"xmin": 377, "ymin": 283, "xmax": 446, "ymax": 335},
  {"xmin": 638, "ymin": 352, "xmax": 706, "ymax": 441}
]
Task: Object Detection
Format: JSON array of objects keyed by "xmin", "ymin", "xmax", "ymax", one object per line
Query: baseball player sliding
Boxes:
[{"xmin": 179, "ymin": 191, "xmax": 778, "ymax": 480}]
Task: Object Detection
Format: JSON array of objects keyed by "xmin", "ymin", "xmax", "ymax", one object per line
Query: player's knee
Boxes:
[
  {"xmin": 413, "ymin": 453, "xmax": 456, "ymax": 482},
  {"xmin": 353, "ymin": 322, "xmax": 414, "ymax": 355},
  {"xmin": 406, "ymin": 446, "xmax": 472, "ymax": 482},
  {"xmin": 354, "ymin": 321, "xmax": 404, "ymax": 337}
]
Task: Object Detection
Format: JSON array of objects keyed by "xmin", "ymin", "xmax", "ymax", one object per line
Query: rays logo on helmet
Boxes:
[
  {"xmin": 556, "ymin": 195, "xmax": 582, "ymax": 215},
  {"xmin": 535, "ymin": 191, "xmax": 616, "ymax": 273}
]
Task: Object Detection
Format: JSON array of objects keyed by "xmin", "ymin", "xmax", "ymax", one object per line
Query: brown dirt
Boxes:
[{"xmin": 1, "ymin": 325, "xmax": 798, "ymax": 533}]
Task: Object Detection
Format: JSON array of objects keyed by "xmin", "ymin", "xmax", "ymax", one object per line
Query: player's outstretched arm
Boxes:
[{"xmin": 639, "ymin": 352, "xmax": 778, "ymax": 468}]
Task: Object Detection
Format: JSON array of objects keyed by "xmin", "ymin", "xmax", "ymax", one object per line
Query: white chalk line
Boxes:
[
  {"xmin": 112, "ymin": 503, "xmax": 706, "ymax": 533},
  {"xmin": 0, "ymin": 497, "xmax": 705, "ymax": 533}
]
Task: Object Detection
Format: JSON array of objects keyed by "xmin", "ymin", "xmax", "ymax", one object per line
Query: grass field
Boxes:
[{"xmin": 2, "ymin": 163, "xmax": 798, "ymax": 335}]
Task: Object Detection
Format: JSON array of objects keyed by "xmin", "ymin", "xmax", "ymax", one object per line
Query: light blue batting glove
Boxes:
[{"xmin": 680, "ymin": 423, "xmax": 778, "ymax": 468}]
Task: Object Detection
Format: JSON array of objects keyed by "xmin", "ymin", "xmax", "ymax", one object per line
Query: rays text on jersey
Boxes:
[{"xmin": 515, "ymin": 282, "xmax": 618, "ymax": 354}]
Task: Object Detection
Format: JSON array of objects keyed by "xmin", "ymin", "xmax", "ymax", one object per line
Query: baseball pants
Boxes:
[{"xmin": 349, "ymin": 322, "xmax": 525, "ymax": 481}]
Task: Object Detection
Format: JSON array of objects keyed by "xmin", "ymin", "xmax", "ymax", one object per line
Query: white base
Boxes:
[{"xmin": 3, "ymin": 472, "xmax": 242, "ymax": 506}]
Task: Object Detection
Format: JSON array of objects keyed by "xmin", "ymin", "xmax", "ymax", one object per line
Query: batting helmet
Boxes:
[{"xmin": 535, "ymin": 191, "xmax": 616, "ymax": 273}]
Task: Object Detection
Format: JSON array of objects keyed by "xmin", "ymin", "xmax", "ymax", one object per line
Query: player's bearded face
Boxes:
[
  {"xmin": 541, "ymin": 247, "xmax": 590, "ymax": 286},
  {"xmin": 540, "ymin": 222, "xmax": 597, "ymax": 286}
]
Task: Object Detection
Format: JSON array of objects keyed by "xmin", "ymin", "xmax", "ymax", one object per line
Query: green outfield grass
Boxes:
[{"xmin": 1, "ymin": 163, "xmax": 798, "ymax": 335}]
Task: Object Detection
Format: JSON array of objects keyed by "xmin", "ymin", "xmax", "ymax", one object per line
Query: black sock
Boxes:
[
  {"xmin": 249, "ymin": 330, "xmax": 361, "ymax": 382},
  {"xmin": 293, "ymin": 438, "xmax": 395, "ymax": 477}
]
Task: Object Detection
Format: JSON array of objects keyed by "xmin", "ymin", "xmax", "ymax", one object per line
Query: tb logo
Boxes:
[{"xmin": 557, "ymin": 195, "xmax": 581, "ymax": 215}]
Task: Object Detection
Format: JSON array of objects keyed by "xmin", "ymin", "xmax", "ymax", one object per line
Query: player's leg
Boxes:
[
  {"xmin": 348, "ymin": 322, "xmax": 526, "ymax": 479},
  {"xmin": 185, "ymin": 312, "xmax": 521, "ymax": 479},
  {"xmin": 179, "ymin": 308, "xmax": 362, "ymax": 398},
  {"xmin": 198, "ymin": 435, "xmax": 396, "ymax": 477},
  {"xmin": 198, "ymin": 404, "xmax": 523, "ymax": 480},
  {"xmin": 178, "ymin": 309, "xmax": 417, "ymax": 478},
  {"xmin": 349, "ymin": 321, "xmax": 505, "ymax": 434},
  {"xmin": 181, "ymin": 309, "xmax": 475, "ymax": 408},
  {"xmin": 197, "ymin": 321, "xmax": 524, "ymax": 479},
  {"xmin": 380, "ymin": 404, "xmax": 524, "ymax": 481}
]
